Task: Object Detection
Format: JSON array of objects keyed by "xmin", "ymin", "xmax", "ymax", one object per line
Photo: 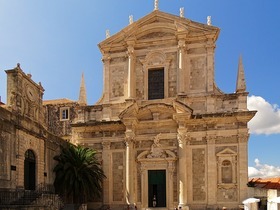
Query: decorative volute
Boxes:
[{"xmin": 236, "ymin": 56, "xmax": 246, "ymax": 93}]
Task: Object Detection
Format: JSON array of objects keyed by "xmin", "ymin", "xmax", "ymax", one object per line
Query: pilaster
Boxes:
[
  {"xmin": 102, "ymin": 52, "xmax": 111, "ymax": 103},
  {"xmin": 126, "ymin": 41, "xmax": 136, "ymax": 99},
  {"xmin": 125, "ymin": 131, "xmax": 136, "ymax": 206},
  {"xmin": 206, "ymin": 36, "xmax": 215, "ymax": 93},
  {"xmin": 177, "ymin": 130, "xmax": 188, "ymax": 207},
  {"xmin": 238, "ymin": 132, "xmax": 249, "ymax": 202},
  {"xmin": 206, "ymin": 133, "xmax": 217, "ymax": 205},
  {"xmin": 102, "ymin": 141, "xmax": 111, "ymax": 204},
  {"xmin": 177, "ymin": 39, "xmax": 186, "ymax": 95}
]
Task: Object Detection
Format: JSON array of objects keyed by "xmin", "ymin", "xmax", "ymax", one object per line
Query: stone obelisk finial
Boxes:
[
  {"xmin": 236, "ymin": 55, "xmax": 246, "ymax": 93},
  {"xmin": 78, "ymin": 72, "xmax": 87, "ymax": 105},
  {"xmin": 180, "ymin": 7, "xmax": 184, "ymax": 18},
  {"xmin": 106, "ymin": 30, "xmax": 110, "ymax": 39},
  {"xmin": 154, "ymin": 0, "xmax": 159, "ymax": 10},
  {"xmin": 129, "ymin": 15, "xmax": 133, "ymax": 24},
  {"xmin": 207, "ymin": 16, "xmax": 212, "ymax": 25}
]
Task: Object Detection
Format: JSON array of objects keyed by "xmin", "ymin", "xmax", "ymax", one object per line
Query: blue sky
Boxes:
[{"xmin": 1, "ymin": 0, "xmax": 280, "ymax": 178}]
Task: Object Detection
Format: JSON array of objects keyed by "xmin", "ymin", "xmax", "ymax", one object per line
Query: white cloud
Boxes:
[
  {"xmin": 248, "ymin": 159, "xmax": 280, "ymax": 178},
  {"xmin": 248, "ymin": 95, "xmax": 280, "ymax": 135}
]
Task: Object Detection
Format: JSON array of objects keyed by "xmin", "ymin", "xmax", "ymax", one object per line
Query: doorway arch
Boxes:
[{"xmin": 24, "ymin": 149, "xmax": 36, "ymax": 190}]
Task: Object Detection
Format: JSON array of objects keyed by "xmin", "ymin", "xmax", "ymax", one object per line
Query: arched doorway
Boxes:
[{"xmin": 24, "ymin": 149, "xmax": 36, "ymax": 190}]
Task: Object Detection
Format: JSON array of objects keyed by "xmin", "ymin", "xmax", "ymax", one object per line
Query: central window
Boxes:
[{"xmin": 148, "ymin": 68, "xmax": 164, "ymax": 100}]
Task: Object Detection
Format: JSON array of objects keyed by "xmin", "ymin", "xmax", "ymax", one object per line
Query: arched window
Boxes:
[
  {"xmin": 221, "ymin": 160, "xmax": 232, "ymax": 183},
  {"xmin": 25, "ymin": 149, "xmax": 35, "ymax": 161}
]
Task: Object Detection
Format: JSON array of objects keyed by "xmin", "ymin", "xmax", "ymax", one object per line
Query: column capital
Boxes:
[
  {"xmin": 178, "ymin": 39, "xmax": 186, "ymax": 49},
  {"xmin": 205, "ymin": 37, "xmax": 216, "ymax": 50},
  {"xmin": 124, "ymin": 131, "xmax": 135, "ymax": 147},
  {"xmin": 177, "ymin": 132, "xmax": 188, "ymax": 145},
  {"xmin": 238, "ymin": 133, "xmax": 249, "ymax": 143},
  {"xmin": 102, "ymin": 53, "xmax": 111, "ymax": 63},
  {"xmin": 102, "ymin": 141, "xmax": 111, "ymax": 150},
  {"xmin": 206, "ymin": 136, "xmax": 216, "ymax": 144},
  {"xmin": 127, "ymin": 45, "xmax": 135, "ymax": 57},
  {"xmin": 168, "ymin": 161, "xmax": 176, "ymax": 174}
]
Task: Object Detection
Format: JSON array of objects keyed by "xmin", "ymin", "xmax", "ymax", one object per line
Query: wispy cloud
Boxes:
[
  {"xmin": 248, "ymin": 95, "xmax": 280, "ymax": 135},
  {"xmin": 248, "ymin": 159, "xmax": 280, "ymax": 178}
]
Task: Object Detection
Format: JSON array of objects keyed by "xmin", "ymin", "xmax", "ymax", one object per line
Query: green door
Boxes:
[{"xmin": 148, "ymin": 170, "xmax": 166, "ymax": 207}]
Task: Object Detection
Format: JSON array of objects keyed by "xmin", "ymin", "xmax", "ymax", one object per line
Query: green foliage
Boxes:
[{"xmin": 53, "ymin": 144, "xmax": 106, "ymax": 204}]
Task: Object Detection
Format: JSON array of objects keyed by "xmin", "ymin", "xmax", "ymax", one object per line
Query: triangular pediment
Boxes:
[
  {"xmin": 217, "ymin": 148, "xmax": 237, "ymax": 157},
  {"xmin": 99, "ymin": 10, "xmax": 220, "ymax": 53}
]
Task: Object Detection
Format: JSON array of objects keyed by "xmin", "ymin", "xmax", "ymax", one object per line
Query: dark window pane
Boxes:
[{"xmin": 148, "ymin": 68, "xmax": 164, "ymax": 100}]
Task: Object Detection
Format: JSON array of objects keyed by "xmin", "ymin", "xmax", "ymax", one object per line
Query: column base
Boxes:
[
  {"xmin": 125, "ymin": 203, "xmax": 137, "ymax": 210},
  {"xmin": 178, "ymin": 205, "xmax": 189, "ymax": 210}
]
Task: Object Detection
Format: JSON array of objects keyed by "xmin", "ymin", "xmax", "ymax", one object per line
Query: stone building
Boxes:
[
  {"xmin": 70, "ymin": 6, "xmax": 256, "ymax": 210},
  {"xmin": 0, "ymin": 64, "xmax": 66, "ymax": 208},
  {"xmin": 0, "ymin": 4, "xmax": 256, "ymax": 210}
]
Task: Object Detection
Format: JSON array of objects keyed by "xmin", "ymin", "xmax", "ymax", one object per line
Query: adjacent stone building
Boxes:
[
  {"xmin": 70, "ymin": 7, "xmax": 256, "ymax": 210},
  {"xmin": 0, "ymin": 64, "xmax": 66, "ymax": 207}
]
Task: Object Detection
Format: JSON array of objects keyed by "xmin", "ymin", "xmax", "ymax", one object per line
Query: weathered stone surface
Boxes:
[
  {"xmin": 76, "ymin": 9, "xmax": 256, "ymax": 210},
  {"xmin": 0, "ymin": 8, "xmax": 256, "ymax": 210}
]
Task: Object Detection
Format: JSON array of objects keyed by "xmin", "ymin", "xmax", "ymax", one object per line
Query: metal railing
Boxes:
[{"xmin": 0, "ymin": 183, "xmax": 64, "ymax": 209}]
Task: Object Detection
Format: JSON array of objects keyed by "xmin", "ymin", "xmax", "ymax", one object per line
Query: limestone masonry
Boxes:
[{"xmin": 0, "ymin": 6, "xmax": 256, "ymax": 210}]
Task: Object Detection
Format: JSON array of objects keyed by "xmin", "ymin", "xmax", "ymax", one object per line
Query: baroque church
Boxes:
[{"xmin": 0, "ymin": 2, "xmax": 256, "ymax": 210}]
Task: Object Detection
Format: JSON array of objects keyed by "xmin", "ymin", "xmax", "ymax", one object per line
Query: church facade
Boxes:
[
  {"xmin": 0, "ymin": 5, "xmax": 256, "ymax": 210},
  {"xmin": 71, "ymin": 7, "xmax": 256, "ymax": 210}
]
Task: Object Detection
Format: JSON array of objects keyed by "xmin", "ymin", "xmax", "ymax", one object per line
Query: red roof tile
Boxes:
[{"xmin": 248, "ymin": 177, "xmax": 280, "ymax": 189}]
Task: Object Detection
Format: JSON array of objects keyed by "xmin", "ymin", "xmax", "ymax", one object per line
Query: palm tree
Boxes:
[{"xmin": 53, "ymin": 144, "xmax": 106, "ymax": 204}]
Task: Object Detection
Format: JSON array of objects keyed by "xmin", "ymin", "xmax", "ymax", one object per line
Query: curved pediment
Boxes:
[
  {"xmin": 120, "ymin": 101, "xmax": 180, "ymax": 121},
  {"xmin": 138, "ymin": 103, "xmax": 174, "ymax": 121},
  {"xmin": 119, "ymin": 101, "xmax": 193, "ymax": 122},
  {"xmin": 173, "ymin": 100, "xmax": 193, "ymax": 114}
]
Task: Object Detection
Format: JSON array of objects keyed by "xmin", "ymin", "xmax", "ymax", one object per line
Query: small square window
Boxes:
[{"xmin": 60, "ymin": 107, "xmax": 70, "ymax": 121}]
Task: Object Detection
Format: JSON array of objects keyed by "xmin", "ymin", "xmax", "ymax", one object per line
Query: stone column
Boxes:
[
  {"xmin": 238, "ymin": 132, "xmax": 249, "ymax": 202},
  {"xmin": 102, "ymin": 53, "xmax": 111, "ymax": 103},
  {"xmin": 140, "ymin": 164, "xmax": 148, "ymax": 209},
  {"xmin": 232, "ymin": 157, "xmax": 237, "ymax": 184},
  {"xmin": 177, "ymin": 39, "xmax": 186, "ymax": 95},
  {"xmin": 206, "ymin": 36, "xmax": 215, "ymax": 93},
  {"xmin": 125, "ymin": 131, "xmax": 136, "ymax": 207},
  {"xmin": 102, "ymin": 141, "xmax": 111, "ymax": 204},
  {"xmin": 168, "ymin": 161, "xmax": 175, "ymax": 209},
  {"xmin": 127, "ymin": 41, "xmax": 136, "ymax": 99},
  {"xmin": 177, "ymin": 130, "xmax": 187, "ymax": 207},
  {"xmin": 206, "ymin": 134, "xmax": 216, "ymax": 206}
]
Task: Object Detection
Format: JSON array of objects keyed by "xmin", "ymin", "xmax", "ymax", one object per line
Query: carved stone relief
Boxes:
[{"xmin": 147, "ymin": 134, "xmax": 167, "ymax": 158}]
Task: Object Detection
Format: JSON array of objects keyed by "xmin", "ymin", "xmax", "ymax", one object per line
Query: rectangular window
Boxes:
[
  {"xmin": 148, "ymin": 68, "xmax": 164, "ymax": 100},
  {"xmin": 60, "ymin": 107, "xmax": 70, "ymax": 121}
]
